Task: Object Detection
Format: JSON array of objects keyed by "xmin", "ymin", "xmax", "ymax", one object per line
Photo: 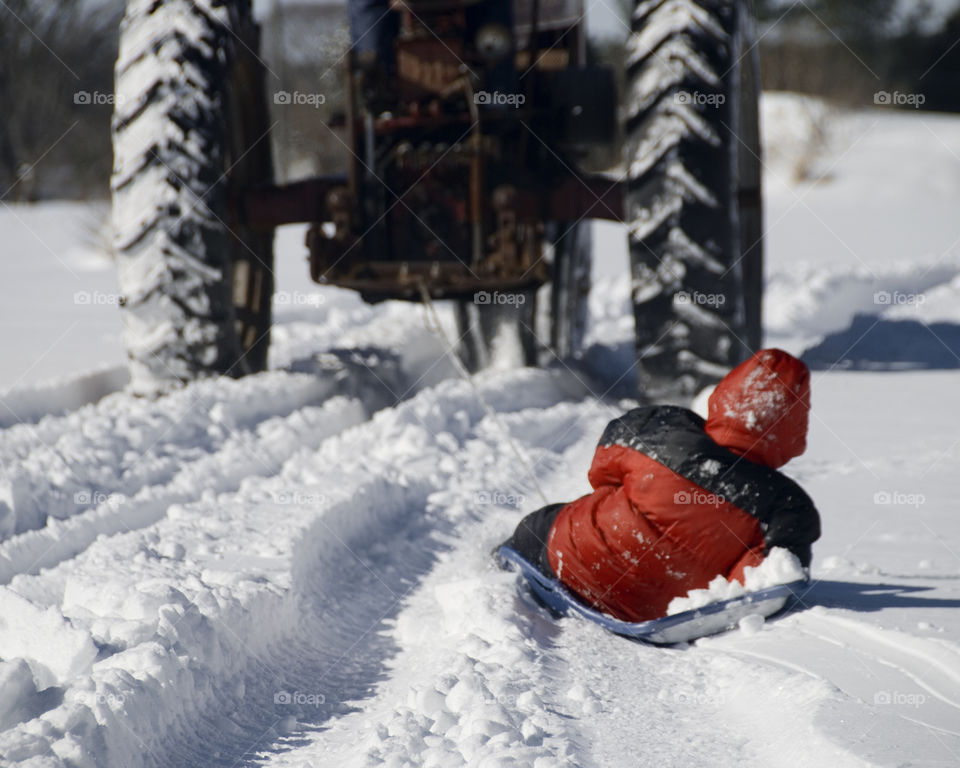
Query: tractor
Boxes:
[{"xmin": 111, "ymin": 0, "xmax": 763, "ymax": 399}]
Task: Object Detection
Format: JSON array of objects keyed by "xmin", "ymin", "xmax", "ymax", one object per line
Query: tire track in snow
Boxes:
[
  {"xmin": 0, "ymin": 368, "xmax": 591, "ymax": 767},
  {"xmin": 0, "ymin": 371, "xmax": 355, "ymax": 542},
  {"xmin": 0, "ymin": 308, "xmax": 455, "ymax": 582},
  {"xmin": 0, "ymin": 293, "xmax": 454, "ymax": 552},
  {"xmin": 267, "ymin": 399, "xmax": 614, "ymax": 768},
  {"xmin": 0, "ymin": 394, "xmax": 367, "ymax": 586}
]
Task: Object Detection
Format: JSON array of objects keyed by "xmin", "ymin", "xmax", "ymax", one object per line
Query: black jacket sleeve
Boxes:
[{"xmin": 762, "ymin": 481, "xmax": 821, "ymax": 568}]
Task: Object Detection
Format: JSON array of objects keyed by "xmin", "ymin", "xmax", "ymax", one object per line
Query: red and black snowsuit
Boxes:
[{"xmin": 504, "ymin": 349, "xmax": 820, "ymax": 623}]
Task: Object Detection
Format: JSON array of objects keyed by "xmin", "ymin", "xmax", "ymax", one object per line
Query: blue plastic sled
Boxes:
[{"xmin": 497, "ymin": 546, "xmax": 807, "ymax": 645}]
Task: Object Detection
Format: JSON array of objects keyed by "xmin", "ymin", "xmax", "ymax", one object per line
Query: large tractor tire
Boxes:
[
  {"xmin": 111, "ymin": 0, "xmax": 275, "ymax": 396},
  {"xmin": 623, "ymin": 0, "xmax": 763, "ymax": 400}
]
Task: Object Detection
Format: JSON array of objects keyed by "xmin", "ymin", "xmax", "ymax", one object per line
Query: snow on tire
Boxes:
[
  {"xmin": 111, "ymin": 0, "xmax": 274, "ymax": 396},
  {"xmin": 623, "ymin": 0, "xmax": 760, "ymax": 398}
]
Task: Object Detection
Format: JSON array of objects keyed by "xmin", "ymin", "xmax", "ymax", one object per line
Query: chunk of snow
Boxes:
[
  {"xmin": 666, "ymin": 548, "xmax": 805, "ymax": 615},
  {"xmin": 738, "ymin": 613, "xmax": 765, "ymax": 635},
  {"xmin": 0, "ymin": 589, "xmax": 98, "ymax": 688}
]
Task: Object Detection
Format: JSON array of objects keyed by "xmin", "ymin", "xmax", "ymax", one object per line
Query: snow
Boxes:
[
  {"xmin": 666, "ymin": 548, "xmax": 806, "ymax": 615},
  {"xmin": 0, "ymin": 589, "xmax": 99, "ymax": 689},
  {"xmin": 2, "ymin": 93, "xmax": 960, "ymax": 766},
  {"xmin": 0, "ymin": 202, "xmax": 124, "ymax": 395},
  {"xmin": 762, "ymin": 93, "xmax": 960, "ymax": 355}
]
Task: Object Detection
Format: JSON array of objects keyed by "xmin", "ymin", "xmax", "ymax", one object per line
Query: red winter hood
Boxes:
[{"xmin": 705, "ymin": 349, "xmax": 810, "ymax": 469}]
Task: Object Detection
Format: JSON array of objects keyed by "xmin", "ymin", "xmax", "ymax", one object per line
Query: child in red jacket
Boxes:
[{"xmin": 501, "ymin": 349, "xmax": 821, "ymax": 622}]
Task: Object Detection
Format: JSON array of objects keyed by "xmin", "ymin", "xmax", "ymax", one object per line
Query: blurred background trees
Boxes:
[
  {"xmin": 755, "ymin": 0, "xmax": 960, "ymax": 109},
  {"xmin": 1, "ymin": 0, "xmax": 959, "ymax": 201},
  {"xmin": 0, "ymin": 0, "xmax": 123, "ymax": 201}
]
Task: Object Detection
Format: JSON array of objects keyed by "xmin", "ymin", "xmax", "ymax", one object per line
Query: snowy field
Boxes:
[{"xmin": 1, "ymin": 93, "xmax": 960, "ymax": 766}]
